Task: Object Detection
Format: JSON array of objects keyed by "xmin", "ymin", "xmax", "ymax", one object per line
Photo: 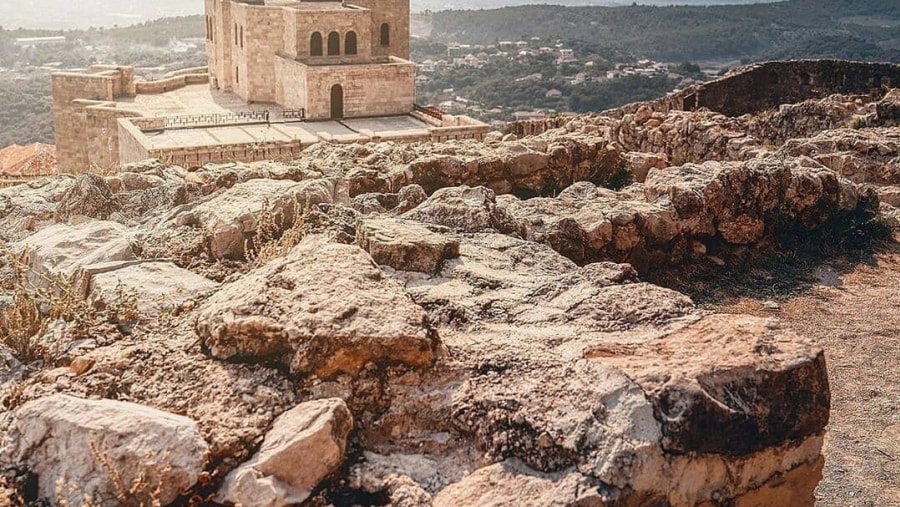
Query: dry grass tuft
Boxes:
[
  {"xmin": 51, "ymin": 442, "xmax": 170, "ymax": 507},
  {"xmin": 246, "ymin": 195, "xmax": 312, "ymax": 267},
  {"xmin": 0, "ymin": 249, "xmax": 140, "ymax": 363}
]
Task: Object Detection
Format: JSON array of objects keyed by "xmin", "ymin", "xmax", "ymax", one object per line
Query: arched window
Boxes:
[
  {"xmin": 345, "ymin": 31, "xmax": 357, "ymax": 55},
  {"xmin": 234, "ymin": 23, "xmax": 238, "ymax": 45},
  {"xmin": 240, "ymin": 26, "xmax": 244, "ymax": 48},
  {"xmin": 310, "ymin": 32, "xmax": 323, "ymax": 57},
  {"xmin": 327, "ymin": 31, "xmax": 340, "ymax": 56},
  {"xmin": 235, "ymin": 66, "xmax": 239, "ymax": 84},
  {"xmin": 380, "ymin": 23, "xmax": 390, "ymax": 47}
]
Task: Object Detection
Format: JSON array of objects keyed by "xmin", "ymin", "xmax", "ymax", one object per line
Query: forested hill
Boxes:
[{"xmin": 431, "ymin": 0, "xmax": 900, "ymax": 62}]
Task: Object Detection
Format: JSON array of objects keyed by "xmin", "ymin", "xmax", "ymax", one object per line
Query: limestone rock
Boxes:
[
  {"xmin": 403, "ymin": 186, "xmax": 524, "ymax": 235},
  {"xmin": 877, "ymin": 185, "xmax": 900, "ymax": 208},
  {"xmin": 1, "ymin": 394, "xmax": 208, "ymax": 507},
  {"xmin": 595, "ymin": 314, "xmax": 830, "ymax": 455},
  {"xmin": 0, "ymin": 177, "xmax": 75, "ymax": 241},
  {"xmin": 781, "ymin": 127, "xmax": 900, "ymax": 185},
  {"xmin": 433, "ymin": 459, "xmax": 601, "ymax": 507},
  {"xmin": 875, "ymin": 88, "xmax": 900, "ymax": 125},
  {"xmin": 164, "ymin": 178, "xmax": 346, "ymax": 260},
  {"xmin": 349, "ymin": 453, "xmax": 438, "ymax": 507},
  {"xmin": 16, "ymin": 221, "xmax": 138, "ymax": 291},
  {"xmin": 54, "ymin": 174, "xmax": 119, "ymax": 221},
  {"xmin": 0, "ymin": 344, "xmax": 24, "ymax": 389},
  {"xmin": 195, "ymin": 236, "xmax": 438, "ymax": 378},
  {"xmin": 357, "ymin": 218, "xmax": 460, "ymax": 274},
  {"xmin": 624, "ymin": 151, "xmax": 668, "ymax": 183},
  {"xmin": 217, "ymin": 398, "xmax": 353, "ymax": 507},
  {"xmin": 82, "ymin": 260, "xmax": 219, "ymax": 318},
  {"xmin": 452, "ymin": 359, "xmax": 663, "ymax": 477},
  {"xmin": 879, "ymin": 202, "xmax": 900, "ymax": 231}
]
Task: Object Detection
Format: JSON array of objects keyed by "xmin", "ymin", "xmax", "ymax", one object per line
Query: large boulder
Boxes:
[
  {"xmin": 593, "ymin": 314, "xmax": 830, "ymax": 456},
  {"xmin": 357, "ymin": 218, "xmax": 460, "ymax": 274},
  {"xmin": 194, "ymin": 236, "xmax": 438, "ymax": 378},
  {"xmin": 0, "ymin": 394, "xmax": 208, "ymax": 507},
  {"xmin": 217, "ymin": 398, "xmax": 353, "ymax": 507}
]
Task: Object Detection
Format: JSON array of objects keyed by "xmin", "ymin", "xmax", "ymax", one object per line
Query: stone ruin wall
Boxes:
[
  {"xmin": 614, "ymin": 59, "xmax": 900, "ymax": 118},
  {"xmin": 52, "ymin": 66, "xmax": 212, "ymax": 174},
  {"xmin": 506, "ymin": 60, "xmax": 900, "ymax": 137},
  {"xmin": 134, "ymin": 68, "xmax": 209, "ymax": 95},
  {"xmin": 52, "ymin": 66, "xmax": 139, "ymax": 173}
]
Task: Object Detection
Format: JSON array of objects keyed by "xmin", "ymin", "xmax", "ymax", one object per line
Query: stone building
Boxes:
[
  {"xmin": 205, "ymin": 0, "xmax": 414, "ymax": 120},
  {"xmin": 52, "ymin": 0, "xmax": 487, "ymax": 172}
]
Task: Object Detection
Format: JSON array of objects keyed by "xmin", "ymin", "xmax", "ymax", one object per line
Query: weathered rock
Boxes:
[
  {"xmin": 452, "ymin": 359, "xmax": 663, "ymax": 477},
  {"xmin": 403, "ymin": 185, "xmax": 524, "ymax": 236},
  {"xmin": 594, "ymin": 314, "xmax": 830, "ymax": 456},
  {"xmin": 81, "ymin": 260, "xmax": 219, "ymax": 318},
  {"xmin": 781, "ymin": 127, "xmax": 900, "ymax": 184},
  {"xmin": 357, "ymin": 218, "xmax": 460, "ymax": 274},
  {"xmin": 163, "ymin": 178, "xmax": 347, "ymax": 260},
  {"xmin": 0, "ymin": 344, "xmax": 24, "ymax": 390},
  {"xmin": 0, "ymin": 177, "xmax": 76, "ymax": 241},
  {"xmin": 16, "ymin": 221, "xmax": 138, "ymax": 291},
  {"xmin": 349, "ymin": 453, "xmax": 439, "ymax": 507},
  {"xmin": 54, "ymin": 174, "xmax": 119, "ymax": 222},
  {"xmin": 880, "ymin": 202, "xmax": 900, "ymax": 231},
  {"xmin": 875, "ymin": 88, "xmax": 900, "ymax": 125},
  {"xmin": 410, "ymin": 234, "xmax": 693, "ymax": 331},
  {"xmin": 195, "ymin": 236, "xmax": 438, "ymax": 378},
  {"xmin": 217, "ymin": 398, "xmax": 352, "ymax": 507},
  {"xmin": 624, "ymin": 151, "xmax": 668, "ymax": 183},
  {"xmin": 1, "ymin": 394, "xmax": 208, "ymax": 507},
  {"xmin": 877, "ymin": 185, "xmax": 900, "ymax": 208},
  {"xmin": 433, "ymin": 459, "xmax": 602, "ymax": 507}
]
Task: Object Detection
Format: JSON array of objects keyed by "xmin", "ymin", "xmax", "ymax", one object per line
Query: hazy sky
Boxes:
[{"xmin": 0, "ymin": 0, "xmax": 783, "ymax": 30}]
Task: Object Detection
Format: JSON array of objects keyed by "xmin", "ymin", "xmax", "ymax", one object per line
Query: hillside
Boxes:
[
  {"xmin": 430, "ymin": 0, "xmax": 900, "ymax": 61},
  {"xmin": 0, "ymin": 1, "xmax": 784, "ymax": 29},
  {"xmin": 1, "ymin": 62, "xmax": 898, "ymax": 506}
]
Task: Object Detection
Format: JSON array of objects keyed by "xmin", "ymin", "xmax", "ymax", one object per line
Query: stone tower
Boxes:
[{"xmin": 204, "ymin": 0, "xmax": 415, "ymax": 120}]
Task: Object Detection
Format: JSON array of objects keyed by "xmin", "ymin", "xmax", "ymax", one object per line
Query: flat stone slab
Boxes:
[
  {"xmin": 82, "ymin": 260, "xmax": 219, "ymax": 318},
  {"xmin": 16, "ymin": 220, "xmax": 138, "ymax": 291}
]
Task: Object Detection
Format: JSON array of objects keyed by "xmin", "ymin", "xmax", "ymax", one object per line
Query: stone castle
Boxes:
[{"xmin": 51, "ymin": 0, "xmax": 488, "ymax": 173}]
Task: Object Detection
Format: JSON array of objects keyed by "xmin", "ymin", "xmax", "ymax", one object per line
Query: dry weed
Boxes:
[
  {"xmin": 0, "ymin": 249, "xmax": 141, "ymax": 363},
  {"xmin": 246, "ymin": 195, "xmax": 312, "ymax": 267},
  {"xmin": 51, "ymin": 442, "xmax": 170, "ymax": 507}
]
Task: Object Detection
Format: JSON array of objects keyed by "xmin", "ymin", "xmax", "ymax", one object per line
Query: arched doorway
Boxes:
[{"xmin": 330, "ymin": 84, "xmax": 344, "ymax": 119}]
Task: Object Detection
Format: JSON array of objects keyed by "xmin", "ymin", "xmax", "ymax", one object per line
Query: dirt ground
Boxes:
[{"xmin": 707, "ymin": 240, "xmax": 900, "ymax": 506}]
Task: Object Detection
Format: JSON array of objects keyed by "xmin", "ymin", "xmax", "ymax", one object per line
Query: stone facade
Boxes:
[
  {"xmin": 51, "ymin": 66, "xmax": 141, "ymax": 173},
  {"xmin": 206, "ymin": 0, "xmax": 414, "ymax": 120}
]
